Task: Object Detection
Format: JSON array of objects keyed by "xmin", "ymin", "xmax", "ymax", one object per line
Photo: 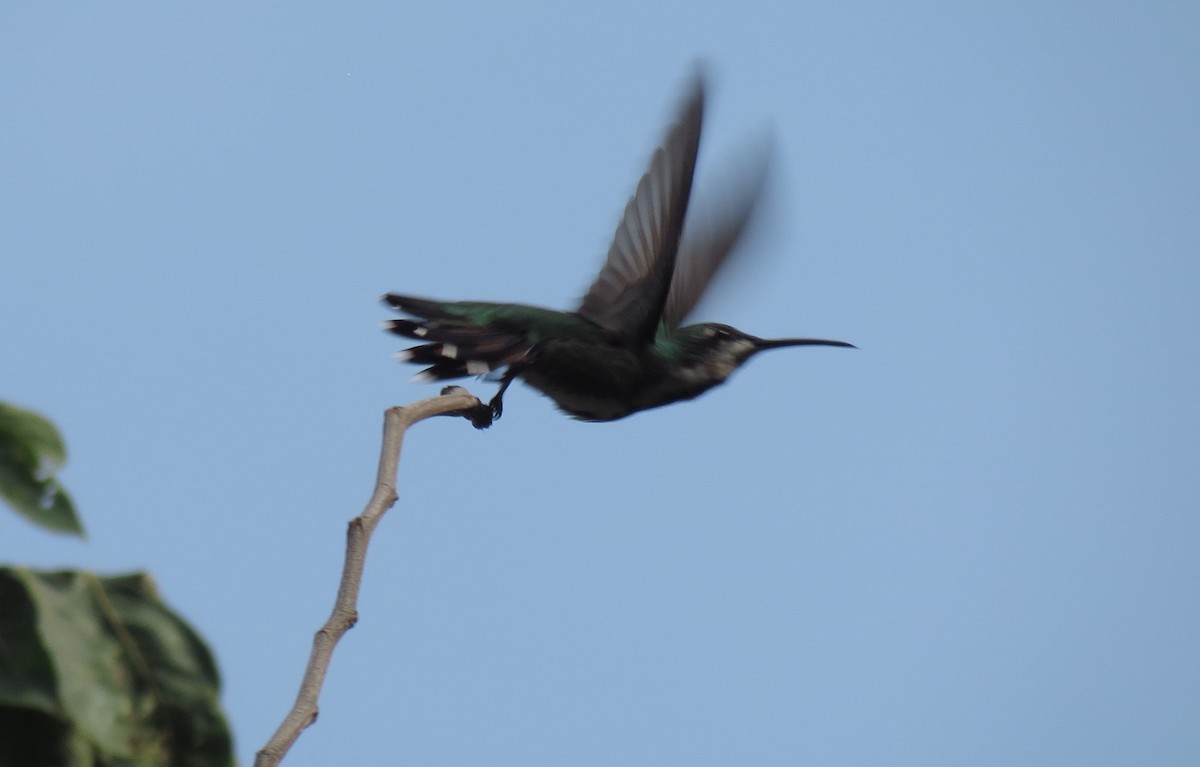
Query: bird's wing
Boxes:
[
  {"xmin": 660, "ymin": 137, "xmax": 771, "ymax": 330},
  {"xmin": 576, "ymin": 75, "xmax": 704, "ymax": 343}
]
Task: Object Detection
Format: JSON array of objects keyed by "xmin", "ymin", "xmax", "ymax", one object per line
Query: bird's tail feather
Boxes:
[{"xmin": 382, "ymin": 296, "xmax": 532, "ymax": 382}]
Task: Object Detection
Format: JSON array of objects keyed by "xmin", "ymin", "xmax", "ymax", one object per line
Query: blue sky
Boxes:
[{"xmin": 3, "ymin": 3, "xmax": 1198, "ymax": 765}]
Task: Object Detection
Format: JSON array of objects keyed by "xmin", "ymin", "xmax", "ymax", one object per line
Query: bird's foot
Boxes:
[
  {"xmin": 488, "ymin": 392, "xmax": 505, "ymax": 423},
  {"xmin": 463, "ymin": 391, "xmax": 504, "ymax": 430},
  {"xmin": 440, "ymin": 386, "xmax": 496, "ymax": 429},
  {"xmin": 468, "ymin": 404, "xmax": 495, "ymax": 430}
]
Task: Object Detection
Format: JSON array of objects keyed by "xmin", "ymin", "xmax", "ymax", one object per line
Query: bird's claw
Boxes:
[
  {"xmin": 439, "ymin": 386, "xmax": 496, "ymax": 429},
  {"xmin": 464, "ymin": 394, "xmax": 503, "ymax": 431},
  {"xmin": 467, "ymin": 404, "xmax": 495, "ymax": 430}
]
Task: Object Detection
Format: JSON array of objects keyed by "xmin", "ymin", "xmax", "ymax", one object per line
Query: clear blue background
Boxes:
[{"xmin": 4, "ymin": 3, "xmax": 1197, "ymax": 765}]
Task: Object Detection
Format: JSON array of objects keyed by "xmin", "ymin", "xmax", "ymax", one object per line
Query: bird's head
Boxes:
[{"xmin": 670, "ymin": 323, "xmax": 856, "ymax": 383}]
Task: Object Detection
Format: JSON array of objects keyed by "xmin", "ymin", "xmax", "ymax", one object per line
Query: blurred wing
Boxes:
[
  {"xmin": 577, "ymin": 75, "xmax": 704, "ymax": 343},
  {"xmin": 661, "ymin": 136, "xmax": 772, "ymax": 330}
]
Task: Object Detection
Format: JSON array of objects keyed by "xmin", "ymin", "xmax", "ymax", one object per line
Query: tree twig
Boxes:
[{"xmin": 254, "ymin": 387, "xmax": 485, "ymax": 767}]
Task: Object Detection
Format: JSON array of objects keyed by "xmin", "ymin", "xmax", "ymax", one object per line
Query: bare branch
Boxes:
[{"xmin": 254, "ymin": 387, "xmax": 485, "ymax": 767}]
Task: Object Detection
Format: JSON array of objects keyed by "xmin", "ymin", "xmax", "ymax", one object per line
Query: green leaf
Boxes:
[
  {"xmin": 0, "ymin": 567, "xmax": 235, "ymax": 767},
  {"xmin": 0, "ymin": 402, "xmax": 83, "ymax": 536}
]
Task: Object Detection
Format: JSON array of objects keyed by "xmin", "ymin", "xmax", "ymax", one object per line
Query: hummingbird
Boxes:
[{"xmin": 383, "ymin": 74, "xmax": 853, "ymax": 429}]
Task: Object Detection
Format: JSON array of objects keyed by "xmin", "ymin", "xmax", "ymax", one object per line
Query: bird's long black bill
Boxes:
[{"xmin": 756, "ymin": 337, "xmax": 857, "ymax": 350}]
